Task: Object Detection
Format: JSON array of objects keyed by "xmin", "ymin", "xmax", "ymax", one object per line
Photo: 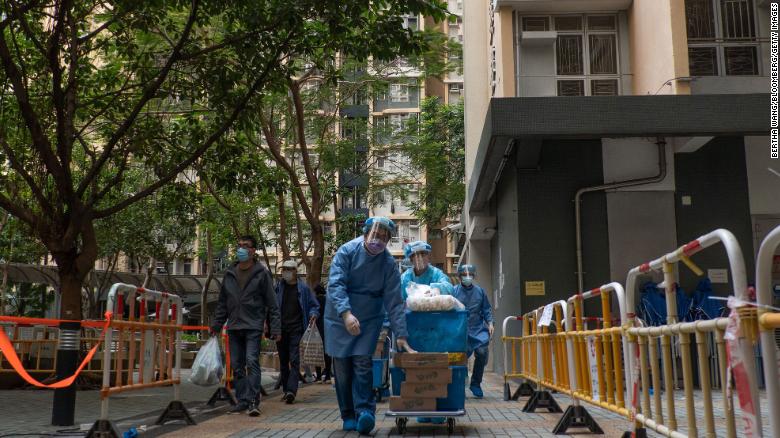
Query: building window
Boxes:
[
  {"xmin": 389, "ymin": 83, "xmax": 410, "ymax": 103},
  {"xmin": 530, "ymin": 14, "xmax": 620, "ymax": 96},
  {"xmin": 402, "ymin": 16, "xmax": 418, "ymax": 31},
  {"xmin": 448, "ymin": 83, "xmax": 463, "ymax": 102},
  {"xmin": 183, "ymin": 259, "xmax": 192, "ymax": 275},
  {"xmin": 522, "ymin": 16, "xmax": 549, "ymax": 31},
  {"xmin": 685, "ymin": 0, "xmax": 759, "ymax": 76}
]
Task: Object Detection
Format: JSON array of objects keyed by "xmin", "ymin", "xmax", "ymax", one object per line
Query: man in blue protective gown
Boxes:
[
  {"xmin": 400, "ymin": 240, "xmax": 454, "ymax": 299},
  {"xmin": 451, "ymin": 264, "xmax": 494, "ymax": 398},
  {"xmin": 325, "ymin": 217, "xmax": 416, "ymax": 435},
  {"xmin": 400, "ymin": 240, "xmax": 454, "ymax": 424}
]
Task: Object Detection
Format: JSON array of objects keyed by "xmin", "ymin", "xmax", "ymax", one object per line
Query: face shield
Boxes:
[
  {"xmin": 459, "ymin": 265, "xmax": 475, "ymax": 286},
  {"xmin": 410, "ymin": 251, "xmax": 430, "ymax": 272},
  {"xmin": 364, "ymin": 221, "xmax": 393, "ymax": 255}
]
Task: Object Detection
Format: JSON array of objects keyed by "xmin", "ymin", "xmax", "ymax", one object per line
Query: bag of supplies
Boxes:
[
  {"xmin": 189, "ymin": 336, "xmax": 224, "ymax": 386},
  {"xmin": 405, "ymin": 282, "xmax": 465, "ymax": 311},
  {"xmin": 300, "ymin": 323, "xmax": 325, "ymax": 369}
]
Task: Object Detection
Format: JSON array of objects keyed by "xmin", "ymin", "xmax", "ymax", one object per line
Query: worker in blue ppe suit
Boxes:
[
  {"xmin": 400, "ymin": 240, "xmax": 454, "ymax": 299},
  {"xmin": 325, "ymin": 217, "xmax": 416, "ymax": 435},
  {"xmin": 451, "ymin": 264, "xmax": 494, "ymax": 398},
  {"xmin": 400, "ymin": 240, "xmax": 454, "ymax": 424}
]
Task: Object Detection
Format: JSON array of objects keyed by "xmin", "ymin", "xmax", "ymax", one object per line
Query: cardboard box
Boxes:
[
  {"xmin": 394, "ymin": 352, "xmax": 448, "ymax": 368},
  {"xmin": 404, "ymin": 367, "xmax": 452, "ymax": 384},
  {"xmin": 389, "ymin": 396, "xmax": 436, "ymax": 412},
  {"xmin": 400, "ymin": 382, "xmax": 448, "ymax": 398}
]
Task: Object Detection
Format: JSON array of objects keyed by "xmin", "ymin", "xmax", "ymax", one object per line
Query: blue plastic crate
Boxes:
[
  {"xmin": 389, "ymin": 366, "xmax": 466, "ymax": 411},
  {"xmin": 373, "ymin": 358, "xmax": 388, "ymax": 389},
  {"xmin": 405, "ymin": 310, "xmax": 468, "ymax": 353}
]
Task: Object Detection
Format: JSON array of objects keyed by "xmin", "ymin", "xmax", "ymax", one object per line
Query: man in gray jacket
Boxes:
[{"xmin": 211, "ymin": 235, "xmax": 281, "ymax": 416}]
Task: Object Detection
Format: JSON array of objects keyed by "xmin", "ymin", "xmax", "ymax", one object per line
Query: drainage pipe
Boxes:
[{"xmin": 575, "ymin": 138, "xmax": 668, "ymax": 292}]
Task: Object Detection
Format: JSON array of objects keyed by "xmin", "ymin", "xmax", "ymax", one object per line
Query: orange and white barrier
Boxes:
[{"xmin": 89, "ymin": 283, "xmax": 194, "ymax": 436}]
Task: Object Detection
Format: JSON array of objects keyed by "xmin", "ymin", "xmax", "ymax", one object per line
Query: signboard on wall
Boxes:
[
  {"xmin": 708, "ymin": 269, "xmax": 729, "ymax": 284},
  {"xmin": 525, "ymin": 281, "xmax": 545, "ymax": 296}
]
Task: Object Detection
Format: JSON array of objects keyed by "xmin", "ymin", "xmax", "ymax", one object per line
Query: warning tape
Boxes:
[
  {"xmin": 0, "ymin": 315, "xmax": 107, "ymax": 328},
  {"xmin": 0, "ymin": 312, "xmax": 113, "ymax": 388}
]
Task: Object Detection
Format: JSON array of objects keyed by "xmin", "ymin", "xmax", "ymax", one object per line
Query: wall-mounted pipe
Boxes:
[{"xmin": 575, "ymin": 138, "xmax": 668, "ymax": 292}]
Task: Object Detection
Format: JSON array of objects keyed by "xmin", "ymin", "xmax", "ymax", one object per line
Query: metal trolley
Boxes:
[
  {"xmin": 386, "ymin": 409, "xmax": 465, "ymax": 434},
  {"xmin": 384, "ymin": 310, "xmax": 469, "ymax": 435}
]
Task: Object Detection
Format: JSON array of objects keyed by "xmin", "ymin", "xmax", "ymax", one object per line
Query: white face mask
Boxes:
[{"xmin": 282, "ymin": 272, "xmax": 295, "ymax": 283}]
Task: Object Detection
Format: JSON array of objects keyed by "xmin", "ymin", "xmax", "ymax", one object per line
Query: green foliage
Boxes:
[
  {"xmin": 0, "ymin": 0, "xmax": 452, "ymax": 313},
  {"xmin": 0, "ymin": 214, "xmax": 47, "ymax": 264},
  {"xmin": 400, "ymin": 97, "xmax": 465, "ymax": 227},
  {"xmin": 5, "ymin": 282, "xmax": 53, "ymax": 317}
]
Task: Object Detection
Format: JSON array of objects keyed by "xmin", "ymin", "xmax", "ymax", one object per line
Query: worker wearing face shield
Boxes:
[
  {"xmin": 324, "ymin": 217, "xmax": 416, "ymax": 434},
  {"xmin": 400, "ymin": 240, "xmax": 454, "ymax": 299},
  {"xmin": 451, "ymin": 264, "xmax": 493, "ymax": 398},
  {"xmin": 400, "ymin": 240, "xmax": 454, "ymax": 424}
]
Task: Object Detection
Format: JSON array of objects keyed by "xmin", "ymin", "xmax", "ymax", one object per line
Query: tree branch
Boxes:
[
  {"xmin": 93, "ymin": 33, "xmax": 293, "ymax": 219},
  {"xmin": 0, "ymin": 17, "xmax": 65, "ymax": 187},
  {"xmin": 0, "ymin": 130, "xmax": 54, "ymax": 216},
  {"xmin": 77, "ymin": 5, "xmax": 135, "ymax": 44},
  {"xmin": 76, "ymin": 0, "xmax": 201, "ymax": 199}
]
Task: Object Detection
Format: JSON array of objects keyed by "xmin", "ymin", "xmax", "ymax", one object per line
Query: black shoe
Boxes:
[
  {"xmin": 247, "ymin": 402, "xmax": 261, "ymax": 417},
  {"xmin": 229, "ymin": 402, "xmax": 248, "ymax": 414},
  {"xmin": 283, "ymin": 392, "xmax": 295, "ymax": 404}
]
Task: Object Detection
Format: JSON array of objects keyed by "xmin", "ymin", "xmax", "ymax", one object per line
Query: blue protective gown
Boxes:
[
  {"xmin": 325, "ymin": 237, "xmax": 408, "ymax": 358},
  {"xmin": 452, "ymin": 283, "xmax": 493, "ymax": 352},
  {"xmin": 400, "ymin": 265, "xmax": 454, "ymax": 300}
]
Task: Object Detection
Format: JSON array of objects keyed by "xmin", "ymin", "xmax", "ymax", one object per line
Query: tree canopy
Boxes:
[{"xmin": 0, "ymin": 0, "xmax": 449, "ymax": 318}]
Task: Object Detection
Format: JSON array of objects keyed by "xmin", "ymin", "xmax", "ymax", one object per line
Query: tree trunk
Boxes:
[
  {"xmin": 277, "ymin": 191, "xmax": 290, "ymax": 261},
  {"xmin": 307, "ymin": 226, "xmax": 325, "ymax": 288},
  {"xmin": 57, "ymin": 267, "xmax": 87, "ymax": 320},
  {"xmin": 200, "ymin": 230, "xmax": 213, "ymax": 337}
]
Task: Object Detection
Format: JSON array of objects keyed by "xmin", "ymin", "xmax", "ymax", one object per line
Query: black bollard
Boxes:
[{"xmin": 51, "ymin": 321, "xmax": 81, "ymax": 426}]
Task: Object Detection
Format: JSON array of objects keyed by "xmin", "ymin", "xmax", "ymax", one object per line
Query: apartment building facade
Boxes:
[{"xmin": 464, "ymin": 0, "xmax": 773, "ymax": 374}]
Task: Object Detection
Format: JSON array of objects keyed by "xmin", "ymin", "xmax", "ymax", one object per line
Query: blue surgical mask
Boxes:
[
  {"xmin": 365, "ymin": 239, "xmax": 386, "ymax": 255},
  {"xmin": 461, "ymin": 277, "xmax": 473, "ymax": 287},
  {"xmin": 237, "ymin": 247, "xmax": 250, "ymax": 262}
]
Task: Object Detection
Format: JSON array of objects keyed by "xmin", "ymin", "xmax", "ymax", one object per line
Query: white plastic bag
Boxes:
[
  {"xmin": 406, "ymin": 292, "xmax": 465, "ymax": 312},
  {"xmin": 405, "ymin": 282, "xmax": 440, "ymax": 300},
  {"xmin": 189, "ymin": 336, "xmax": 224, "ymax": 386}
]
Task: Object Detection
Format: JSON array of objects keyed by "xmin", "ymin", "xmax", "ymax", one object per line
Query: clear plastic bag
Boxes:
[
  {"xmin": 189, "ymin": 336, "xmax": 224, "ymax": 386},
  {"xmin": 405, "ymin": 282, "xmax": 440, "ymax": 300},
  {"xmin": 407, "ymin": 293, "xmax": 465, "ymax": 312},
  {"xmin": 300, "ymin": 323, "xmax": 325, "ymax": 369}
]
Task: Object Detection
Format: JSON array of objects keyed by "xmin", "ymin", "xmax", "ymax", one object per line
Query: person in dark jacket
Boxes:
[
  {"xmin": 211, "ymin": 236, "xmax": 281, "ymax": 416},
  {"xmin": 313, "ymin": 283, "xmax": 332, "ymax": 383},
  {"xmin": 275, "ymin": 260, "xmax": 319, "ymax": 404}
]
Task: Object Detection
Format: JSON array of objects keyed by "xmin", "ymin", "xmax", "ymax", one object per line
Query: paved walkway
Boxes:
[
  {"xmin": 1, "ymin": 370, "xmax": 773, "ymax": 437},
  {"xmin": 155, "ymin": 372, "xmax": 775, "ymax": 438},
  {"xmin": 0, "ymin": 369, "xmax": 279, "ymax": 437},
  {"xmin": 156, "ymin": 373, "xmax": 632, "ymax": 438}
]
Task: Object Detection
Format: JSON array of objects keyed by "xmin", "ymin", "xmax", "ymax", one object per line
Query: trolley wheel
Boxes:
[
  {"xmin": 396, "ymin": 417, "xmax": 407, "ymax": 434},
  {"xmin": 447, "ymin": 418, "xmax": 455, "ymax": 434}
]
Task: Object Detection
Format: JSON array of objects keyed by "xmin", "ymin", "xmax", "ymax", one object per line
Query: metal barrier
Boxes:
[
  {"xmin": 501, "ymin": 315, "xmax": 536, "ymax": 400},
  {"xmin": 88, "ymin": 283, "xmax": 194, "ymax": 437},
  {"xmin": 0, "ymin": 320, "xmax": 105, "ymax": 382},
  {"xmin": 499, "ymin": 227, "xmax": 775, "ymax": 437},
  {"xmin": 756, "ymin": 224, "xmax": 780, "ymax": 438},
  {"xmin": 548, "ymin": 283, "xmax": 627, "ymax": 434},
  {"xmin": 624, "ymin": 229, "xmax": 760, "ymax": 438}
]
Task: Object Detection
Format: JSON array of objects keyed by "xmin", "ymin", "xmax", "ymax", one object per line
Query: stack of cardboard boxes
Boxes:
[{"xmin": 389, "ymin": 353, "xmax": 451, "ymax": 412}]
